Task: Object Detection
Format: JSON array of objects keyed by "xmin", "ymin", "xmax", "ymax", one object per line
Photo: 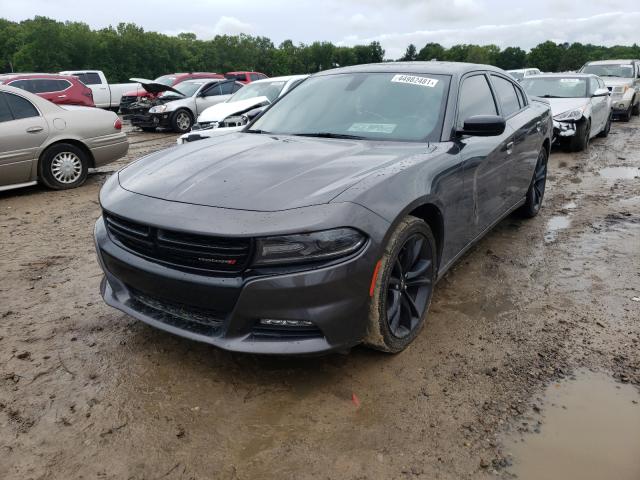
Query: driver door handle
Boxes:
[{"xmin": 26, "ymin": 126, "xmax": 43, "ymax": 134}]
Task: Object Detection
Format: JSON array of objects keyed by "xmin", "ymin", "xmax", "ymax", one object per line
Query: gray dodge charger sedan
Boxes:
[{"xmin": 95, "ymin": 62, "xmax": 552, "ymax": 355}]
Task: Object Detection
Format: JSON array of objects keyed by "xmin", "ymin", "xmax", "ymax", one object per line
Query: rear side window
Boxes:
[
  {"xmin": 515, "ymin": 86, "xmax": 527, "ymax": 108},
  {"xmin": 458, "ymin": 74, "xmax": 497, "ymax": 125},
  {"xmin": 491, "ymin": 75, "xmax": 521, "ymax": 117},
  {"xmin": 0, "ymin": 93, "xmax": 13, "ymax": 122},
  {"xmin": 4, "ymin": 93, "xmax": 39, "ymax": 119},
  {"xmin": 13, "ymin": 79, "xmax": 71, "ymax": 93},
  {"xmin": 250, "ymin": 73, "xmax": 260, "ymax": 81}
]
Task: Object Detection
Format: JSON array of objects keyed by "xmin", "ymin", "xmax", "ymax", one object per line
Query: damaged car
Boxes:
[
  {"xmin": 579, "ymin": 60, "xmax": 640, "ymax": 121},
  {"xmin": 521, "ymin": 73, "xmax": 611, "ymax": 151},
  {"xmin": 95, "ymin": 62, "xmax": 552, "ymax": 355},
  {"xmin": 178, "ymin": 75, "xmax": 308, "ymax": 144},
  {"xmin": 124, "ymin": 78, "xmax": 243, "ymax": 133}
]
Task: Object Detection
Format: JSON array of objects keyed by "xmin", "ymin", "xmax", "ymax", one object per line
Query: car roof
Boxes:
[
  {"xmin": 181, "ymin": 78, "xmax": 226, "ymax": 84},
  {"xmin": 250, "ymin": 75, "xmax": 309, "ymax": 84},
  {"xmin": 317, "ymin": 61, "xmax": 506, "ymax": 77},
  {"xmin": 586, "ymin": 59, "xmax": 638, "ymax": 65},
  {"xmin": 0, "ymin": 73, "xmax": 78, "ymax": 81},
  {"xmin": 532, "ymin": 73, "xmax": 596, "ymax": 78}
]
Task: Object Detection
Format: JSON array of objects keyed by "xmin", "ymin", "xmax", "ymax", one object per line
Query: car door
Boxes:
[
  {"xmin": 0, "ymin": 92, "xmax": 49, "ymax": 187},
  {"xmin": 589, "ymin": 77, "xmax": 606, "ymax": 133},
  {"xmin": 456, "ymin": 73, "xmax": 515, "ymax": 240},
  {"xmin": 489, "ymin": 74, "xmax": 540, "ymax": 208},
  {"xmin": 194, "ymin": 82, "xmax": 226, "ymax": 115}
]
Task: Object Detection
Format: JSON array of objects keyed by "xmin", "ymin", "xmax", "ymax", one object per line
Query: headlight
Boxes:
[
  {"xmin": 252, "ymin": 228, "xmax": 366, "ymax": 266},
  {"xmin": 553, "ymin": 107, "xmax": 584, "ymax": 122},
  {"xmin": 149, "ymin": 105, "xmax": 168, "ymax": 114}
]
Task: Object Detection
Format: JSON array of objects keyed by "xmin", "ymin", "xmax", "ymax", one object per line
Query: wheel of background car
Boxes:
[
  {"xmin": 632, "ymin": 97, "xmax": 639, "ymax": 116},
  {"xmin": 171, "ymin": 109, "xmax": 193, "ymax": 133},
  {"xmin": 363, "ymin": 216, "xmax": 437, "ymax": 353},
  {"xmin": 569, "ymin": 119, "xmax": 590, "ymax": 152},
  {"xmin": 621, "ymin": 105, "xmax": 632, "ymax": 122},
  {"xmin": 39, "ymin": 143, "xmax": 89, "ymax": 190},
  {"xmin": 597, "ymin": 114, "xmax": 612, "ymax": 138},
  {"xmin": 519, "ymin": 147, "xmax": 548, "ymax": 219}
]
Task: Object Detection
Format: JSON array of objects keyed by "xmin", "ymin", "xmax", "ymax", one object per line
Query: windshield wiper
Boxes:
[
  {"xmin": 245, "ymin": 129, "xmax": 272, "ymax": 134},
  {"xmin": 539, "ymin": 94, "xmax": 563, "ymax": 98},
  {"xmin": 292, "ymin": 132, "xmax": 368, "ymax": 140}
]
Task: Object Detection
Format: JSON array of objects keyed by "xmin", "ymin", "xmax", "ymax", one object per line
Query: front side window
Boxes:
[
  {"xmin": 201, "ymin": 84, "xmax": 222, "ymax": 97},
  {"xmin": 84, "ymin": 73, "xmax": 102, "ymax": 85},
  {"xmin": 250, "ymin": 72, "xmax": 451, "ymax": 142},
  {"xmin": 458, "ymin": 74, "xmax": 497, "ymax": 125},
  {"xmin": 521, "ymin": 77, "xmax": 588, "ymax": 99},
  {"xmin": 0, "ymin": 93, "xmax": 13, "ymax": 122},
  {"xmin": 219, "ymin": 82, "xmax": 236, "ymax": 95},
  {"xmin": 491, "ymin": 75, "xmax": 521, "ymax": 117},
  {"xmin": 4, "ymin": 93, "xmax": 39, "ymax": 120}
]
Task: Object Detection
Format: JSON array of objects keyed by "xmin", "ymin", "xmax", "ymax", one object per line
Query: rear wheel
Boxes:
[
  {"xmin": 519, "ymin": 147, "xmax": 547, "ymax": 218},
  {"xmin": 171, "ymin": 109, "xmax": 193, "ymax": 133},
  {"xmin": 39, "ymin": 143, "xmax": 89, "ymax": 190},
  {"xmin": 363, "ymin": 216, "xmax": 437, "ymax": 353}
]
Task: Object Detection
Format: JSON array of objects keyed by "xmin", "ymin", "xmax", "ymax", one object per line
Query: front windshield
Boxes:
[
  {"xmin": 154, "ymin": 75, "xmax": 177, "ymax": 86},
  {"xmin": 229, "ymin": 81, "xmax": 286, "ymax": 103},
  {"xmin": 582, "ymin": 64, "xmax": 634, "ymax": 78},
  {"xmin": 521, "ymin": 77, "xmax": 588, "ymax": 98},
  {"xmin": 249, "ymin": 73, "xmax": 450, "ymax": 142},
  {"xmin": 508, "ymin": 71, "xmax": 524, "ymax": 80},
  {"xmin": 161, "ymin": 81, "xmax": 206, "ymax": 98}
]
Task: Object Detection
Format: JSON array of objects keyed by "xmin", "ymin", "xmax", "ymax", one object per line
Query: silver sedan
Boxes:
[{"xmin": 0, "ymin": 84, "xmax": 128, "ymax": 192}]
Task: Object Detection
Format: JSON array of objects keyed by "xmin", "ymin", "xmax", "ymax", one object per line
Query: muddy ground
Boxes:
[{"xmin": 1, "ymin": 121, "xmax": 638, "ymax": 480}]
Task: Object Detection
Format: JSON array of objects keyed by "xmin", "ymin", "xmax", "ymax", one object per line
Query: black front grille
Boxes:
[
  {"xmin": 251, "ymin": 324, "xmax": 324, "ymax": 341},
  {"xmin": 104, "ymin": 212, "xmax": 252, "ymax": 274}
]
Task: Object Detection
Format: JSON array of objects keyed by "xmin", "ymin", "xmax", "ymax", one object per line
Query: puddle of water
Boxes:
[
  {"xmin": 599, "ymin": 166, "xmax": 640, "ymax": 180},
  {"xmin": 507, "ymin": 371, "xmax": 640, "ymax": 480},
  {"xmin": 544, "ymin": 215, "xmax": 571, "ymax": 243}
]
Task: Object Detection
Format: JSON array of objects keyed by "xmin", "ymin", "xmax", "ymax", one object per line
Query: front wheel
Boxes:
[
  {"xmin": 171, "ymin": 109, "xmax": 193, "ymax": 133},
  {"xmin": 363, "ymin": 216, "xmax": 437, "ymax": 353},
  {"xmin": 568, "ymin": 119, "xmax": 590, "ymax": 152},
  {"xmin": 632, "ymin": 98, "xmax": 639, "ymax": 116},
  {"xmin": 519, "ymin": 147, "xmax": 548, "ymax": 218},
  {"xmin": 597, "ymin": 114, "xmax": 612, "ymax": 138},
  {"xmin": 39, "ymin": 143, "xmax": 89, "ymax": 190},
  {"xmin": 621, "ymin": 106, "xmax": 632, "ymax": 122}
]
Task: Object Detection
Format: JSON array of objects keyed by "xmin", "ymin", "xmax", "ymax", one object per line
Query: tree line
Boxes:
[{"xmin": 1, "ymin": 16, "xmax": 639, "ymax": 82}]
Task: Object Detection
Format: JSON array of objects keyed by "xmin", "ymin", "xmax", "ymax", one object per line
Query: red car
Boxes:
[
  {"xmin": 0, "ymin": 73, "xmax": 95, "ymax": 107},
  {"xmin": 119, "ymin": 72, "xmax": 224, "ymax": 113},
  {"xmin": 225, "ymin": 71, "xmax": 269, "ymax": 84}
]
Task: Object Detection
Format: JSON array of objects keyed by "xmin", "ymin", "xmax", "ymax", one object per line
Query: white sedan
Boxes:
[{"xmin": 177, "ymin": 75, "xmax": 308, "ymax": 144}]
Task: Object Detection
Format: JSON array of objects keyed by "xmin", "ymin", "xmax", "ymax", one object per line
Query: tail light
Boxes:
[
  {"xmin": 83, "ymin": 88, "xmax": 93, "ymax": 99},
  {"xmin": 114, "ymin": 118, "xmax": 122, "ymax": 130}
]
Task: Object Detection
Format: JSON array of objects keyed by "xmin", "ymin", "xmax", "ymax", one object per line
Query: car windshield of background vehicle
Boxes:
[
  {"xmin": 582, "ymin": 65, "xmax": 634, "ymax": 78},
  {"xmin": 521, "ymin": 77, "xmax": 588, "ymax": 98},
  {"xmin": 154, "ymin": 75, "xmax": 176, "ymax": 86},
  {"xmin": 161, "ymin": 81, "xmax": 205, "ymax": 98},
  {"xmin": 229, "ymin": 81, "xmax": 285, "ymax": 103},
  {"xmin": 508, "ymin": 71, "xmax": 524, "ymax": 80},
  {"xmin": 250, "ymin": 73, "xmax": 450, "ymax": 142}
]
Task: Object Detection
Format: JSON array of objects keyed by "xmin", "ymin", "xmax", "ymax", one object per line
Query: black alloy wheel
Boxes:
[
  {"xmin": 519, "ymin": 147, "xmax": 548, "ymax": 218},
  {"xmin": 386, "ymin": 233, "xmax": 434, "ymax": 338}
]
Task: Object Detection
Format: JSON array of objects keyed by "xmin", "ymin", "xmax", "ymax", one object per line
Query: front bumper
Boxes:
[
  {"xmin": 128, "ymin": 112, "xmax": 172, "ymax": 129},
  {"xmin": 553, "ymin": 120, "xmax": 577, "ymax": 139},
  {"xmin": 94, "ymin": 188, "xmax": 388, "ymax": 355}
]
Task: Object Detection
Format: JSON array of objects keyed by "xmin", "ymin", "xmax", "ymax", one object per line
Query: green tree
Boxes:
[
  {"xmin": 417, "ymin": 42, "xmax": 445, "ymax": 61},
  {"xmin": 400, "ymin": 44, "xmax": 418, "ymax": 61},
  {"xmin": 496, "ymin": 46, "xmax": 527, "ymax": 70}
]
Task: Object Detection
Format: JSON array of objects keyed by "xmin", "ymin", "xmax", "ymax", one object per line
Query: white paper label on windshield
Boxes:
[
  {"xmin": 348, "ymin": 123, "xmax": 397, "ymax": 134},
  {"xmin": 560, "ymin": 78, "xmax": 580, "ymax": 83},
  {"xmin": 391, "ymin": 75, "xmax": 439, "ymax": 87}
]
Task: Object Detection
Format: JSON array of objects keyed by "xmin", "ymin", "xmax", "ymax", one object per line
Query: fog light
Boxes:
[{"xmin": 259, "ymin": 319, "xmax": 314, "ymax": 327}]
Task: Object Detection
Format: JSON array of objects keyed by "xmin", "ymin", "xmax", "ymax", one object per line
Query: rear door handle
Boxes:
[
  {"xmin": 506, "ymin": 141, "xmax": 514, "ymax": 154},
  {"xmin": 26, "ymin": 126, "xmax": 43, "ymax": 134}
]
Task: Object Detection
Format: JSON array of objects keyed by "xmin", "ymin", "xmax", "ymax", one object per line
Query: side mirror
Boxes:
[
  {"xmin": 592, "ymin": 88, "xmax": 610, "ymax": 97},
  {"xmin": 458, "ymin": 115, "xmax": 506, "ymax": 137}
]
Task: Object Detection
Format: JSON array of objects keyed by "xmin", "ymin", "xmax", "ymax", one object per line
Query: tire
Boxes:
[
  {"xmin": 621, "ymin": 106, "xmax": 632, "ymax": 122},
  {"xmin": 632, "ymin": 97, "xmax": 639, "ymax": 116},
  {"xmin": 597, "ymin": 114, "xmax": 612, "ymax": 138},
  {"xmin": 171, "ymin": 109, "xmax": 193, "ymax": 133},
  {"xmin": 39, "ymin": 143, "xmax": 89, "ymax": 190},
  {"xmin": 519, "ymin": 147, "xmax": 548, "ymax": 218},
  {"xmin": 569, "ymin": 119, "xmax": 590, "ymax": 152},
  {"xmin": 363, "ymin": 216, "xmax": 437, "ymax": 353}
]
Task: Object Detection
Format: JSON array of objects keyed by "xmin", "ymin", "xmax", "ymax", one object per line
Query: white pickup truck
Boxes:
[{"xmin": 60, "ymin": 70, "xmax": 140, "ymax": 110}]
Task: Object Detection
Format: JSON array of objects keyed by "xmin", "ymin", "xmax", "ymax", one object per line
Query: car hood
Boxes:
[
  {"xmin": 129, "ymin": 78, "xmax": 183, "ymax": 95},
  {"xmin": 601, "ymin": 77, "xmax": 633, "ymax": 88},
  {"xmin": 118, "ymin": 133, "xmax": 427, "ymax": 211},
  {"xmin": 545, "ymin": 97, "xmax": 589, "ymax": 116},
  {"xmin": 197, "ymin": 96, "xmax": 270, "ymax": 123}
]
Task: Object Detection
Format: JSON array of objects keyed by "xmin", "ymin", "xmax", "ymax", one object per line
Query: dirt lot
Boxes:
[{"xmin": 1, "ymin": 121, "xmax": 639, "ymax": 479}]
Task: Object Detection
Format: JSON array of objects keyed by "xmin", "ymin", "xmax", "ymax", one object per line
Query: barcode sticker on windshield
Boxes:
[
  {"xmin": 560, "ymin": 78, "xmax": 580, "ymax": 83},
  {"xmin": 348, "ymin": 123, "xmax": 397, "ymax": 134},
  {"xmin": 391, "ymin": 75, "xmax": 439, "ymax": 87}
]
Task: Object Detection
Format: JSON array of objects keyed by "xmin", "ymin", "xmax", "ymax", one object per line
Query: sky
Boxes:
[{"xmin": 1, "ymin": 0, "xmax": 639, "ymax": 59}]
